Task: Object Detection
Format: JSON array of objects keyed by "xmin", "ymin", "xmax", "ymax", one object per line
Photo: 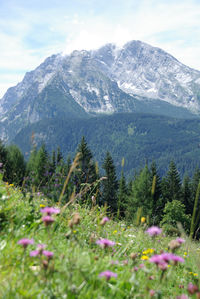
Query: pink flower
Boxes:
[
  {"xmin": 42, "ymin": 215, "xmax": 54, "ymax": 226},
  {"xmin": 100, "ymin": 217, "xmax": 110, "ymax": 225},
  {"xmin": 43, "ymin": 250, "xmax": 54, "ymax": 259},
  {"xmin": 146, "ymin": 226, "xmax": 162, "ymax": 236},
  {"xmin": 149, "ymin": 290, "xmax": 155, "ymax": 297},
  {"xmin": 176, "ymin": 295, "xmax": 189, "ymax": 299},
  {"xmin": 30, "ymin": 250, "xmax": 40, "ymax": 257},
  {"xmin": 99, "ymin": 270, "xmax": 117, "ymax": 280},
  {"xmin": 176, "ymin": 238, "xmax": 185, "ymax": 244},
  {"xmin": 96, "ymin": 239, "xmax": 115, "ymax": 248},
  {"xmin": 40, "ymin": 207, "xmax": 60, "ymax": 215},
  {"xmin": 18, "ymin": 238, "xmax": 34, "ymax": 248},
  {"xmin": 37, "ymin": 244, "xmax": 46, "ymax": 250},
  {"xmin": 149, "ymin": 255, "xmax": 163, "ymax": 265},
  {"xmin": 187, "ymin": 283, "xmax": 199, "ymax": 295}
]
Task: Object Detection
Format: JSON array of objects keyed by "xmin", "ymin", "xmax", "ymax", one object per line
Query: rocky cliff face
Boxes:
[{"xmin": 1, "ymin": 40, "xmax": 200, "ymax": 142}]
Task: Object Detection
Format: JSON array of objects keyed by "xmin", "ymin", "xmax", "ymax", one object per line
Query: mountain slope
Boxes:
[
  {"xmin": 12, "ymin": 113, "xmax": 200, "ymax": 177},
  {"xmin": 1, "ymin": 40, "xmax": 200, "ymax": 143}
]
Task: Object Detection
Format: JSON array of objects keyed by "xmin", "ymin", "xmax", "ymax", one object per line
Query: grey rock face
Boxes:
[{"xmin": 1, "ymin": 40, "xmax": 200, "ymax": 142}]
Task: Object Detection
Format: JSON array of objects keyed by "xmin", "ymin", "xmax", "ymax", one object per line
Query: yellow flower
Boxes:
[
  {"xmin": 142, "ymin": 248, "xmax": 154, "ymax": 255},
  {"xmin": 113, "ymin": 230, "xmax": 117, "ymax": 234},
  {"xmin": 141, "ymin": 217, "xmax": 146, "ymax": 224},
  {"xmin": 9, "ymin": 184, "xmax": 14, "ymax": 187},
  {"xmin": 40, "ymin": 204, "xmax": 45, "ymax": 208},
  {"xmin": 193, "ymin": 273, "xmax": 198, "ymax": 276},
  {"xmin": 141, "ymin": 255, "xmax": 149, "ymax": 260},
  {"xmin": 73, "ymin": 230, "xmax": 77, "ymax": 234},
  {"xmin": 184, "ymin": 252, "xmax": 187, "ymax": 256}
]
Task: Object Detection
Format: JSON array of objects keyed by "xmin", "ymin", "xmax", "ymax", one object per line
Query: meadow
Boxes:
[{"xmin": 0, "ymin": 173, "xmax": 200, "ymax": 299}]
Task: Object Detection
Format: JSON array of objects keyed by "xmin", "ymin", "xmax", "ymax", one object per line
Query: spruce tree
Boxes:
[
  {"xmin": 5, "ymin": 145, "xmax": 26, "ymax": 185},
  {"xmin": 75, "ymin": 136, "xmax": 98, "ymax": 196},
  {"xmin": 127, "ymin": 164, "xmax": 152, "ymax": 221},
  {"xmin": 162, "ymin": 161, "xmax": 182, "ymax": 203},
  {"xmin": 102, "ymin": 151, "xmax": 118, "ymax": 214}
]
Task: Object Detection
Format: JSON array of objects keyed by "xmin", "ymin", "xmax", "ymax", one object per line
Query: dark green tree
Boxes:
[
  {"xmin": 102, "ymin": 151, "xmax": 118, "ymax": 213},
  {"xmin": 5, "ymin": 145, "xmax": 26, "ymax": 185},
  {"xmin": 126, "ymin": 164, "xmax": 152, "ymax": 222},
  {"xmin": 161, "ymin": 161, "xmax": 182, "ymax": 203},
  {"xmin": 75, "ymin": 137, "xmax": 98, "ymax": 198}
]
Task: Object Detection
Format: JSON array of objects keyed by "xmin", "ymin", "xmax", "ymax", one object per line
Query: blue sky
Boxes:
[{"xmin": 0, "ymin": 0, "xmax": 200, "ymax": 97}]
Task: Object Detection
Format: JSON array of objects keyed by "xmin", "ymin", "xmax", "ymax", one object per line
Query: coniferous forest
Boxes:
[{"xmin": 1, "ymin": 136, "xmax": 200, "ymax": 239}]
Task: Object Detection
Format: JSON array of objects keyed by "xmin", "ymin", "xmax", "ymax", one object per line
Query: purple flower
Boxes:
[
  {"xmin": 149, "ymin": 255, "xmax": 164, "ymax": 265},
  {"xmin": 18, "ymin": 238, "xmax": 34, "ymax": 248},
  {"xmin": 42, "ymin": 215, "xmax": 55, "ymax": 226},
  {"xmin": 99, "ymin": 270, "xmax": 117, "ymax": 280},
  {"xmin": 176, "ymin": 238, "xmax": 185, "ymax": 244},
  {"xmin": 96, "ymin": 239, "xmax": 115, "ymax": 248},
  {"xmin": 40, "ymin": 207, "xmax": 60, "ymax": 215},
  {"xmin": 146, "ymin": 226, "xmax": 162, "ymax": 236},
  {"xmin": 30, "ymin": 250, "xmax": 40, "ymax": 257},
  {"xmin": 42, "ymin": 250, "xmax": 54, "ymax": 259},
  {"xmin": 150, "ymin": 252, "xmax": 184, "ymax": 267},
  {"xmin": 100, "ymin": 217, "xmax": 110, "ymax": 225},
  {"xmin": 37, "ymin": 244, "xmax": 46, "ymax": 250}
]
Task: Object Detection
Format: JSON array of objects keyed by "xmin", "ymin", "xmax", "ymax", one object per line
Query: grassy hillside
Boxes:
[
  {"xmin": 0, "ymin": 174, "xmax": 200, "ymax": 298},
  {"xmin": 13, "ymin": 112, "xmax": 200, "ymax": 177}
]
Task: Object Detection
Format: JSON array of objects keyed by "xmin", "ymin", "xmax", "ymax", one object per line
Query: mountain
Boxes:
[{"xmin": 1, "ymin": 40, "xmax": 200, "ymax": 143}]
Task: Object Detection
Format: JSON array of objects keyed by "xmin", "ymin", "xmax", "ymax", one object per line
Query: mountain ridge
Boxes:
[{"xmin": 1, "ymin": 40, "xmax": 200, "ymax": 143}]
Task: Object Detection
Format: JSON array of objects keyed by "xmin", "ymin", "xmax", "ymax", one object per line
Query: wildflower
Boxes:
[
  {"xmin": 130, "ymin": 253, "xmax": 137, "ymax": 260},
  {"xmin": 141, "ymin": 255, "xmax": 149, "ymax": 260},
  {"xmin": 99, "ymin": 270, "xmax": 117, "ymax": 281},
  {"xmin": 142, "ymin": 248, "xmax": 154, "ymax": 255},
  {"xmin": 113, "ymin": 230, "xmax": 117, "ymax": 234},
  {"xmin": 168, "ymin": 239, "xmax": 181, "ymax": 251},
  {"xmin": 176, "ymin": 295, "xmax": 189, "ymax": 299},
  {"xmin": 37, "ymin": 244, "xmax": 46, "ymax": 250},
  {"xmin": 133, "ymin": 266, "xmax": 138, "ymax": 271},
  {"xmin": 18, "ymin": 238, "xmax": 34, "ymax": 249},
  {"xmin": 149, "ymin": 290, "xmax": 155, "ymax": 297},
  {"xmin": 30, "ymin": 250, "xmax": 40, "ymax": 257},
  {"xmin": 96, "ymin": 239, "xmax": 115, "ymax": 249},
  {"xmin": 141, "ymin": 217, "xmax": 146, "ymax": 224},
  {"xmin": 100, "ymin": 217, "xmax": 109, "ymax": 225},
  {"xmin": 73, "ymin": 213, "xmax": 81, "ymax": 225},
  {"xmin": 43, "ymin": 250, "xmax": 54, "ymax": 259},
  {"xmin": 40, "ymin": 204, "xmax": 45, "ymax": 208},
  {"xmin": 42, "ymin": 215, "xmax": 55, "ymax": 226},
  {"xmin": 0, "ymin": 162, "xmax": 3, "ymax": 168},
  {"xmin": 146, "ymin": 226, "xmax": 162, "ymax": 236},
  {"xmin": 187, "ymin": 283, "xmax": 199, "ymax": 295},
  {"xmin": 40, "ymin": 207, "xmax": 60, "ymax": 215},
  {"xmin": 176, "ymin": 237, "xmax": 185, "ymax": 244}
]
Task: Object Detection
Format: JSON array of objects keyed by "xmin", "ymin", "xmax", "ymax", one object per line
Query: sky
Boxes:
[{"xmin": 0, "ymin": 0, "xmax": 200, "ymax": 98}]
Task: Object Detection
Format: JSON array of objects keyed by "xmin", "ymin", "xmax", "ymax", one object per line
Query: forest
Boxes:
[{"xmin": 1, "ymin": 136, "xmax": 200, "ymax": 239}]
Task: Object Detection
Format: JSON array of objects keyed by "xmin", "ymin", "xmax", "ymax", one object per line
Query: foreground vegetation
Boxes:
[{"xmin": 0, "ymin": 174, "xmax": 200, "ymax": 298}]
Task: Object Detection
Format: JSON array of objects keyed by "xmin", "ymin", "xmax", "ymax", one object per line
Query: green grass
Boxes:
[{"xmin": 0, "ymin": 175, "xmax": 200, "ymax": 298}]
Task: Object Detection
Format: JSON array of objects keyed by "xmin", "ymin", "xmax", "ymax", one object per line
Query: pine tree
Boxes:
[
  {"xmin": 127, "ymin": 164, "xmax": 152, "ymax": 221},
  {"xmin": 75, "ymin": 137, "xmax": 98, "ymax": 196},
  {"xmin": 5, "ymin": 145, "xmax": 26, "ymax": 185},
  {"xmin": 0, "ymin": 140, "xmax": 8, "ymax": 179},
  {"xmin": 102, "ymin": 151, "xmax": 118, "ymax": 214},
  {"xmin": 162, "ymin": 161, "xmax": 182, "ymax": 203}
]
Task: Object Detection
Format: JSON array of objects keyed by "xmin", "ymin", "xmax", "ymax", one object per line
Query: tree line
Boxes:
[{"xmin": 0, "ymin": 137, "xmax": 200, "ymax": 238}]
